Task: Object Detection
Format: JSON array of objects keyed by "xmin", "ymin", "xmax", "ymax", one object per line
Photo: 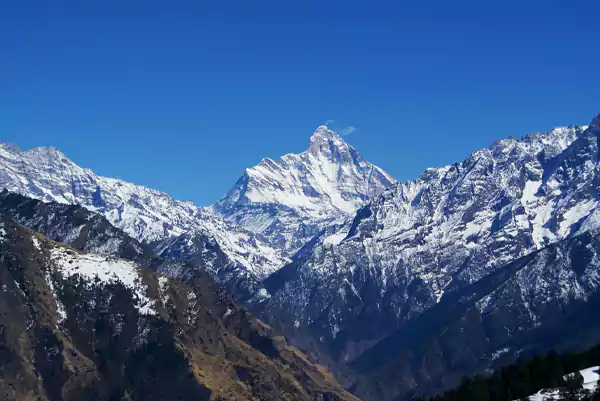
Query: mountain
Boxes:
[
  {"xmin": 4, "ymin": 115, "xmax": 600, "ymax": 400},
  {"xmin": 257, "ymin": 118, "xmax": 600, "ymax": 397},
  {"xmin": 0, "ymin": 216, "xmax": 359, "ymax": 401},
  {"xmin": 213, "ymin": 125, "xmax": 395, "ymax": 257}
]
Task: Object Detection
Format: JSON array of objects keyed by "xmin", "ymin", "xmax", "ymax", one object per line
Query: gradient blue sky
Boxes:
[{"xmin": 2, "ymin": 1, "xmax": 599, "ymax": 205}]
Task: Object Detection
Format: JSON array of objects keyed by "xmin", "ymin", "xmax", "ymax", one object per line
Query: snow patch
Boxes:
[
  {"xmin": 256, "ymin": 288, "xmax": 271, "ymax": 299},
  {"xmin": 223, "ymin": 307, "xmax": 234, "ymax": 319},
  {"xmin": 522, "ymin": 180, "xmax": 541, "ymax": 204},
  {"xmin": 158, "ymin": 276, "xmax": 170, "ymax": 305},
  {"xmin": 0, "ymin": 222, "xmax": 6, "ymax": 243},
  {"xmin": 42, "ymin": 270, "xmax": 67, "ymax": 324},
  {"xmin": 323, "ymin": 231, "xmax": 348, "ymax": 246},
  {"xmin": 50, "ymin": 247, "xmax": 156, "ymax": 315},
  {"xmin": 492, "ymin": 347, "xmax": 510, "ymax": 360},
  {"xmin": 560, "ymin": 200, "xmax": 597, "ymax": 237}
]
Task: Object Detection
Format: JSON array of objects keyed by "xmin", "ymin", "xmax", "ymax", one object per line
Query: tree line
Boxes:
[{"xmin": 415, "ymin": 343, "xmax": 600, "ymax": 401}]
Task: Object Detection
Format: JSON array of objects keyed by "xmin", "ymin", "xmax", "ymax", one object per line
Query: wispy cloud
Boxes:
[
  {"xmin": 339, "ymin": 126, "xmax": 356, "ymax": 137},
  {"xmin": 323, "ymin": 119, "xmax": 357, "ymax": 137}
]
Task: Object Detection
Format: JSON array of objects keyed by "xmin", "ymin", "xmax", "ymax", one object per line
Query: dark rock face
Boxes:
[
  {"xmin": 155, "ymin": 229, "xmax": 267, "ymax": 303},
  {"xmin": 0, "ymin": 218, "xmax": 359, "ymax": 401},
  {"xmin": 0, "ymin": 191, "xmax": 259, "ymax": 303}
]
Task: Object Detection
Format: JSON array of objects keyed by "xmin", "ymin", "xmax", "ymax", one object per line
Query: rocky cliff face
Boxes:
[
  {"xmin": 0, "ymin": 190, "xmax": 154, "ymax": 264},
  {"xmin": 260, "ymin": 124, "xmax": 592, "ymax": 359}
]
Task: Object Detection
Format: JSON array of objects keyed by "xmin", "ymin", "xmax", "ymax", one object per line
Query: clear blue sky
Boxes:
[{"xmin": 2, "ymin": 1, "xmax": 599, "ymax": 205}]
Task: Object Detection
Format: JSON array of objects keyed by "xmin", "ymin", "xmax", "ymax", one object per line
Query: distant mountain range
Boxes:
[{"xmin": 2, "ymin": 115, "xmax": 600, "ymax": 400}]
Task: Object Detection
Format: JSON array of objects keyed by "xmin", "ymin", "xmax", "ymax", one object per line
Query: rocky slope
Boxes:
[
  {"xmin": 0, "ymin": 216, "xmax": 359, "ymax": 401},
  {"xmin": 213, "ymin": 126, "xmax": 395, "ymax": 257}
]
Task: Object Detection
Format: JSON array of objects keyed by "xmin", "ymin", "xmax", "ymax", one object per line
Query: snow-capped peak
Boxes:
[
  {"xmin": 213, "ymin": 125, "xmax": 395, "ymax": 256},
  {"xmin": 307, "ymin": 125, "xmax": 353, "ymax": 160},
  {"xmin": 309, "ymin": 125, "xmax": 341, "ymax": 144},
  {"xmin": 0, "ymin": 142, "xmax": 71, "ymax": 166},
  {"xmin": 225, "ymin": 125, "xmax": 393, "ymax": 213},
  {"xmin": 313, "ymin": 125, "xmax": 331, "ymax": 134}
]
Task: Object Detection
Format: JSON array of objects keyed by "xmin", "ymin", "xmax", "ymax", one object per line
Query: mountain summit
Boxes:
[
  {"xmin": 212, "ymin": 125, "xmax": 395, "ymax": 255},
  {"xmin": 307, "ymin": 125, "xmax": 348, "ymax": 155}
]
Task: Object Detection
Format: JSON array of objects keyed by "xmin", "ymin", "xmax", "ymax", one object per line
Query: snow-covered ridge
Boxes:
[{"xmin": 0, "ymin": 141, "xmax": 199, "ymax": 243}]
